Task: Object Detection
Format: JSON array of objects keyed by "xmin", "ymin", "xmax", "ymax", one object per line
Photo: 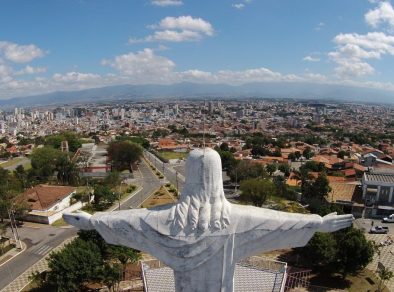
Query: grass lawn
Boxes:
[
  {"xmin": 51, "ymin": 218, "xmax": 68, "ymax": 227},
  {"xmin": 141, "ymin": 187, "xmax": 177, "ymax": 208},
  {"xmin": 22, "ymin": 161, "xmax": 32, "ymax": 170},
  {"xmin": 159, "ymin": 151, "xmax": 188, "ymax": 160},
  {"xmin": 309, "ymin": 269, "xmax": 390, "ymax": 291},
  {"xmin": 0, "ymin": 157, "xmax": 25, "ymax": 168}
]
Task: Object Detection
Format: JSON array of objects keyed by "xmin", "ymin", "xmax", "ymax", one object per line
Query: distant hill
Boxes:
[{"xmin": 0, "ymin": 81, "xmax": 393, "ymax": 107}]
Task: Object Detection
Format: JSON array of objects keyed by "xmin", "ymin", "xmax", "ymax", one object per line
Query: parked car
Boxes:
[
  {"xmin": 370, "ymin": 226, "xmax": 389, "ymax": 234},
  {"xmin": 383, "ymin": 214, "xmax": 394, "ymax": 223}
]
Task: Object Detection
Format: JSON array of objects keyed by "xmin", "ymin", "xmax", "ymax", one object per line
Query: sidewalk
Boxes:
[
  {"xmin": 0, "ymin": 237, "xmax": 75, "ymax": 292},
  {"xmin": 0, "ymin": 241, "xmax": 26, "ymax": 268}
]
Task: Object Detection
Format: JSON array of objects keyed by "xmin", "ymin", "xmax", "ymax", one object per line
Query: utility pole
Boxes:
[
  {"xmin": 118, "ymin": 192, "xmax": 121, "ymax": 211},
  {"xmin": 7, "ymin": 209, "xmax": 18, "ymax": 248},
  {"xmin": 12, "ymin": 210, "xmax": 22, "ymax": 249},
  {"xmin": 118, "ymin": 183, "xmax": 122, "ymax": 211},
  {"xmin": 7, "ymin": 208, "xmax": 21, "ymax": 249},
  {"xmin": 234, "ymin": 168, "xmax": 238, "ymax": 195},
  {"xmin": 176, "ymin": 171, "xmax": 179, "ymax": 196},
  {"xmin": 162, "ymin": 162, "xmax": 165, "ymax": 175}
]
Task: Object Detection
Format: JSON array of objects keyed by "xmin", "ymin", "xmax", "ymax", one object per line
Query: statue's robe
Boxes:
[{"xmin": 90, "ymin": 204, "xmax": 322, "ymax": 292}]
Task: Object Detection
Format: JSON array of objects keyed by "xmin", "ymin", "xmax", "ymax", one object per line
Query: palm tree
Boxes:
[
  {"xmin": 107, "ymin": 245, "xmax": 141, "ymax": 280},
  {"xmin": 377, "ymin": 266, "xmax": 393, "ymax": 292}
]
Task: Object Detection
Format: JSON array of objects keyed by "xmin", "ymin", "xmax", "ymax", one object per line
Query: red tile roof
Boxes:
[{"xmin": 22, "ymin": 184, "xmax": 75, "ymax": 211}]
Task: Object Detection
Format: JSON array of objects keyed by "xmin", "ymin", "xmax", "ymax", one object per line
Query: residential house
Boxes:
[
  {"xmin": 362, "ymin": 172, "xmax": 394, "ymax": 217},
  {"xmin": 21, "ymin": 184, "xmax": 78, "ymax": 224}
]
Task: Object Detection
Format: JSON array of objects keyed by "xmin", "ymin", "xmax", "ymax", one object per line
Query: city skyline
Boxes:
[{"xmin": 2, "ymin": 0, "xmax": 394, "ymax": 100}]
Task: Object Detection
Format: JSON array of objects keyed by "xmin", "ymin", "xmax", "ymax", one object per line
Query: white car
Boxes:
[{"xmin": 383, "ymin": 214, "xmax": 394, "ymax": 223}]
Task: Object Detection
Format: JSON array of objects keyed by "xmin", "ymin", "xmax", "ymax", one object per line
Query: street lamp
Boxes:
[
  {"xmin": 176, "ymin": 171, "xmax": 179, "ymax": 196},
  {"xmin": 118, "ymin": 192, "xmax": 121, "ymax": 211}
]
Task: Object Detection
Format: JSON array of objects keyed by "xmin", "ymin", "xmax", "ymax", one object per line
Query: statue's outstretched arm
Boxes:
[
  {"xmin": 316, "ymin": 212, "xmax": 354, "ymax": 233},
  {"xmin": 63, "ymin": 211, "xmax": 94, "ymax": 230}
]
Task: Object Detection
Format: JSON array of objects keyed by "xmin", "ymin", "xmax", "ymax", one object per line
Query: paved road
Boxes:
[
  {"xmin": 144, "ymin": 151, "xmax": 185, "ymax": 193},
  {"xmin": 120, "ymin": 158, "xmax": 162, "ymax": 209},
  {"xmin": 0, "ymin": 226, "xmax": 77, "ymax": 290},
  {"xmin": 0, "ymin": 158, "xmax": 161, "ymax": 290}
]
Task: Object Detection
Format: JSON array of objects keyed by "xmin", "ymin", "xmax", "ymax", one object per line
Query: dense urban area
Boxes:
[{"xmin": 0, "ymin": 99, "xmax": 393, "ymax": 291}]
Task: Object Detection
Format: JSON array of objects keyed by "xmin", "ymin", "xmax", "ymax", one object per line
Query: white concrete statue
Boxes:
[{"xmin": 64, "ymin": 148, "xmax": 353, "ymax": 292}]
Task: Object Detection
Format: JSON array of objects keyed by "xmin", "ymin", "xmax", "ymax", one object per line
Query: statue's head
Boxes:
[
  {"xmin": 171, "ymin": 148, "xmax": 231, "ymax": 233},
  {"xmin": 182, "ymin": 148, "xmax": 224, "ymax": 201}
]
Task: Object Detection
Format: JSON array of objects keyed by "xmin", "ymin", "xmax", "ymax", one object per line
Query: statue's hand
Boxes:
[
  {"xmin": 317, "ymin": 212, "xmax": 354, "ymax": 233},
  {"xmin": 63, "ymin": 211, "xmax": 94, "ymax": 230}
]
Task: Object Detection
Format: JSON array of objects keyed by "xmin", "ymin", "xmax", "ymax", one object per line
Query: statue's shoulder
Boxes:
[{"xmin": 229, "ymin": 204, "xmax": 321, "ymax": 232}]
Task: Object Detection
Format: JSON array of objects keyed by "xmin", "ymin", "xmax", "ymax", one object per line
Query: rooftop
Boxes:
[
  {"xmin": 364, "ymin": 173, "xmax": 394, "ymax": 184},
  {"xmin": 21, "ymin": 184, "xmax": 76, "ymax": 211}
]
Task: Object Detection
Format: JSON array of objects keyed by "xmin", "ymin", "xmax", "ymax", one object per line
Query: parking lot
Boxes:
[{"xmin": 355, "ymin": 218, "xmax": 394, "ymax": 291}]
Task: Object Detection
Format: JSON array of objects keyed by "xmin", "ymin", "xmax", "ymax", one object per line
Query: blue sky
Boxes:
[{"xmin": 1, "ymin": 0, "xmax": 394, "ymax": 99}]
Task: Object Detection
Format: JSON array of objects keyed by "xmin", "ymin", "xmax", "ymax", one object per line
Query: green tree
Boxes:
[
  {"xmin": 30, "ymin": 146, "xmax": 66, "ymax": 181},
  {"xmin": 0, "ymin": 223, "xmax": 7, "ymax": 254},
  {"xmin": 107, "ymin": 245, "xmax": 141, "ymax": 280},
  {"xmin": 99, "ymin": 263, "xmax": 122, "ymax": 292},
  {"xmin": 56, "ymin": 156, "xmax": 80, "ymax": 185},
  {"xmin": 77, "ymin": 230, "xmax": 108, "ymax": 255},
  {"xmin": 45, "ymin": 132, "xmax": 82, "ymax": 152},
  {"xmin": 107, "ymin": 141, "xmax": 142, "ymax": 171},
  {"xmin": 240, "ymin": 178, "xmax": 276, "ymax": 206},
  {"xmin": 301, "ymin": 232, "xmax": 337, "ymax": 269},
  {"xmin": 303, "ymin": 147, "xmax": 313, "ymax": 159},
  {"xmin": 273, "ymin": 176, "xmax": 288, "ymax": 197},
  {"xmin": 334, "ymin": 227, "xmax": 374, "ymax": 278},
  {"xmin": 288, "ymin": 152, "xmax": 296, "ymax": 161},
  {"xmin": 216, "ymin": 150, "xmax": 237, "ymax": 171},
  {"xmin": 219, "ymin": 142, "xmax": 230, "ymax": 152},
  {"xmin": 278, "ymin": 163, "xmax": 290, "ymax": 176},
  {"xmin": 104, "ymin": 171, "xmax": 121, "ymax": 188},
  {"xmin": 47, "ymin": 238, "xmax": 103, "ymax": 291},
  {"xmin": 302, "ymin": 172, "xmax": 330, "ymax": 201},
  {"xmin": 337, "ymin": 150, "xmax": 346, "ymax": 159},
  {"xmin": 0, "ymin": 168, "xmax": 26, "ymax": 223},
  {"xmin": 266, "ymin": 163, "xmax": 277, "ymax": 176},
  {"xmin": 229, "ymin": 160, "xmax": 267, "ymax": 182},
  {"xmin": 14, "ymin": 165, "xmax": 28, "ymax": 189},
  {"xmin": 93, "ymin": 185, "xmax": 117, "ymax": 209}
]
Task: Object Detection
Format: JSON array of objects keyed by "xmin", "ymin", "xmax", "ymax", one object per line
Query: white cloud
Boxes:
[
  {"xmin": 146, "ymin": 30, "xmax": 203, "ymax": 42},
  {"xmin": 15, "ymin": 65, "xmax": 47, "ymax": 76},
  {"xmin": 102, "ymin": 48, "xmax": 176, "ymax": 82},
  {"xmin": 0, "ymin": 41, "xmax": 45, "ymax": 63},
  {"xmin": 155, "ymin": 16, "xmax": 214, "ymax": 35},
  {"xmin": 303, "ymin": 55, "xmax": 320, "ymax": 62},
  {"xmin": 151, "ymin": 0, "xmax": 183, "ymax": 6},
  {"xmin": 365, "ymin": 1, "xmax": 394, "ymax": 29},
  {"xmin": 315, "ymin": 22, "xmax": 325, "ymax": 31},
  {"xmin": 52, "ymin": 72, "xmax": 101, "ymax": 83},
  {"xmin": 329, "ymin": 32, "xmax": 394, "ymax": 77},
  {"xmin": 0, "ymin": 59, "xmax": 13, "ymax": 83},
  {"xmin": 232, "ymin": 3, "xmax": 245, "ymax": 9},
  {"xmin": 129, "ymin": 16, "xmax": 214, "ymax": 43}
]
